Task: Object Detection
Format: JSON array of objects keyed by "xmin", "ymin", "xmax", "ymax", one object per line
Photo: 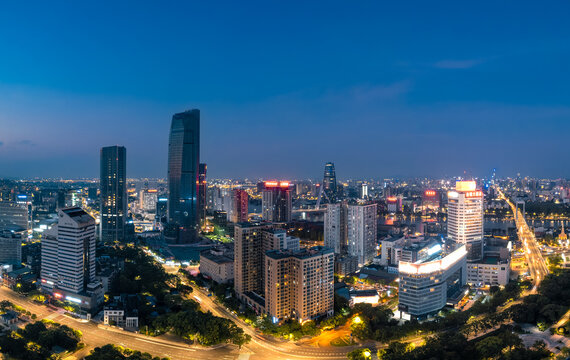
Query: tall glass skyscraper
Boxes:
[
  {"xmin": 323, "ymin": 162, "xmax": 337, "ymax": 201},
  {"xmin": 100, "ymin": 145, "xmax": 127, "ymax": 242},
  {"xmin": 167, "ymin": 109, "xmax": 200, "ymax": 243}
]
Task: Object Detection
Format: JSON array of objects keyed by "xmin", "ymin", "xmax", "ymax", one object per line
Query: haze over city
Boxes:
[{"xmin": 1, "ymin": 1, "xmax": 570, "ymax": 179}]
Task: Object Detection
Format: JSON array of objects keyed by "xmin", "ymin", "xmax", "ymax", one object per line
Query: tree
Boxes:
[{"xmin": 347, "ymin": 348, "xmax": 372, "ymax": 360}]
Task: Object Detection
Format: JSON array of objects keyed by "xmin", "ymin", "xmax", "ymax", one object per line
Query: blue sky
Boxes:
[{"xmin": 0, "ymin": 1, "xmax": 569, "ymax": 179}]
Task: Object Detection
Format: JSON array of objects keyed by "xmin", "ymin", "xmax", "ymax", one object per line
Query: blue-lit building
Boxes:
[{"xmin": 167, "ymin": 110, "xmax": 200, "ymax": 244}]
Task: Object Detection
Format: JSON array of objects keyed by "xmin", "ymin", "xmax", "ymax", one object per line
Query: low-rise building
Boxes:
[
  {"xmin": 466, "ymin": 238, "xmax": 511, "ymax": 286},
  {"xmin": 349, "ymin": 289, "xmax": 379, "ymax": 306},
  {"xmin": 200, "ymin": 248, "xmax": 234, "ymax": 284},
  {"xmin": 103, "ymin": 294, "xmax": 139, "ymax": 331}
]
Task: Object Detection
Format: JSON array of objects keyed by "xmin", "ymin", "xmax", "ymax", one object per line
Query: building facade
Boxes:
[
  {"xmin": 447, "ymin": 181, "xmax": 484, "ymax": 262},
  {"xmin": 323, "ymin": 162, "xmax": 337, "ymax": 202},
  {"xmin": 261, "ymin": 181, "xmax": 292, "ymax": 223},
  {"xmin": 231, "ymin": 188, "xmax": 249, "ymax": 223},
  {"xmin": 347, "ymin": 203, "xmax": 377, "ymax": 266},
  {"xmin": 324, "ymin": 202, "xmax": 346, "ymax": 254},
  {"xmin": 198, "ymin": 163, "xmax": 207, "ymax": 225},
  {"xmin": 265, "ymin": 246, "xmax": 334, "ymax": 323},
  {"xmin": 199, "ymin": 249, "xmax": 234, "ymax": 284},
  {"xmin": 398, "ymin": 245, "xmax": 467, "ymax": 318},
  {"xmin": 167, "ymin": 109, "xmax": 200, "ymax": 243},
  {"xmin": 100, "ymin": 145, "xmax": 127, "ymax": 242},
  {"xmin": 0, "ymin": 230, "xmax": 22, "ymax": 265}
]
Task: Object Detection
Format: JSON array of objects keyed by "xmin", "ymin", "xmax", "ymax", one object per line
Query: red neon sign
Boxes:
[
  {"xmin": 425, "ymin": 190, "xmax": 436, "ymax": 197},
  {"xmin": 279, "ymin": 182, "xmax": 290, "ymax": 188},
  {"xmin": 265, "ymin": 181, "xmax": 278, "ymax": 187}
]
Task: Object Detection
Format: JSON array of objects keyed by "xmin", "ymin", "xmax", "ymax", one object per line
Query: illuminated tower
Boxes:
[
  {"xmin": 198, "ymin": 163, "xmax": 207, "ymax": 225},
  {"xmin": 261, "ymin": 181, "xmax": 292, "ymax": 223},
  {"xmin": 447, "ymin": 181, "xmax": 484, "ymax": 262},
  {"xmin": 323, "ymin": 162, "xmax": 337, "ymax": 202},
  {"xmin": 100, "ymin": 145, "xmax": 127, "ymax": 242},
  {"xmin": 167, "ymin": 110, "xmax": 200, "ymax": 243}
]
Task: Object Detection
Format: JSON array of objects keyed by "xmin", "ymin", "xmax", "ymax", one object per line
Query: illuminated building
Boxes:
[
  {"xmin": 347, "ymin": 203, "xmax": 377, "ymax": 266},
  {"xmin": 198, "ymin": 163, "xmax": 207, "ymax": 224},
  {"xmin": 155, "ymin": 197, "xmax": 168, "ymax": 223},
  {"xmin": 422, "ymin": 190, "xmax": 440, "ymax": 210},
  {"xmin": 447, "ymin": 181, "xmax": 484, "ymax": 262},
  {"xmin": 0, "ymin": 201, "xmax": 29, "ymax": 231},
  {"xmin": 231, "ymin": 188, "xmax": 249, "ymax": 223},
  {"xmin": 261, "ymin": 181, "xmax": 292, "ymax": 223},
  {"xmin": 0, "ymin": 230, "xmax": 22, "ymax": 265},
  {"xmin": 466, "ymin": 238, "xmax": 511, "ymax": 286},
  {"xmin": 200, "ymin": 248, "xmax": 234, "ymax": 284},
  {"xmin": 386, "ymin": 196, "xmax": 402, "ymax": 213},
  {"xmin": 398, "ymin": 244, "xmax": 467, "ymax": 319},
  {"xmin": 139, "ymin": 189, "xmax": 158, "ymax": 212},
  {"xmin": 322, "ymin": 162, "xmax": 337, "ymax": 202},
  {"xmin": 324, "ymin": 202, "xmax": 346, "ymax": 254},
  {"xmin": 360, "ymin": 183, "xmax": 369, "ymax": 199},
  {"xmin": 100, "ymin": 145, "xmax": 127, "ymax": 242},
  {"xmin": 167, "ymin": 110, "xmax": 200, "ymax": 243},
  {"xmin": 41, "ymin": 207, "xmax": 103, "ymax": 312},
  {"xmin": 265, "ymin": 246, "xmax": 334, "ymax": 323}
]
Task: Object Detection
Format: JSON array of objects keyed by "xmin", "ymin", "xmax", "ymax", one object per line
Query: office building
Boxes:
[
  {"xmin": 347, "ymin": 203, "xmax": 377, "ymax": 265},
  {"xmin": 167, "ymin": 110, "xmax": 200, "ymax": 243},
  {"xmin": 0, "ymin": 201, "xmax": 29, "ymax": 231},
  {"xmin": 324, "ymin": 202, "xmax": 346, "ymax": 254},
  {"xmin": 198, "ymin": 163, "xmax": 207, "ymax": 225},
  {"xmin": 231, "ymin": 188, "xmax": 249, "ymax": 223},
  {"xmin": 323, "ymin": 162, "xmax": 337, "ymax": 201},
  {"xmin": 139, "ymin": 189, "xmax": 158, "ymax": 212},
  {"xmin": 0, "ymin": 230, "xmax": 22, "ymax": 265},
  {"xmin": 41, "ymin": 207, "xmax": 102, "ymax": 312},
  {"xmin": 156, "ymin": 197, "xmax": 168, "ymax": 223},
  {"xmin": 447, "ymin": 181, "xmax": 484, "ymax": 262},
  {"xmin": 466, "ymin": 238, "xmax": 511, "ymax": 286},
  {"xmin": 360, "ymin": 183, "xmax": 369, "ymax": 199},
  {"xmin": 261, "ymin": 181, "xmax": 292, "ymax": 223},
  {"xmin": 100, "ymin": 146, "xmax": 127, "ymax": 242},
  {"xmin": 234, "ymin": 222, "xmax": 273, "ymax": 298},
  {"xmin": 398, "ymin": 245, "xmax": 467, "ymax": 319},
  {"xmin": 265, "ymin": 246, "xmax": 334, "ymax": 323}
]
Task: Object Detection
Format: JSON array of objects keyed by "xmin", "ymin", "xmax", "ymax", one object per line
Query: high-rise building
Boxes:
[
  {"xmin": 156, "ymin": 197, "xmax": 168, "ymax": 224},
  {"xmin": 261, "ymin": 181, "xmax": 291, "ymax": 223},
  {"xmin": 0, "ymin": 230, "xmax": 22, "ymax": 265},
  {"xmin": 265, "ymin": 246, "xmax": 334, "ymax": 323},
  {"xmin": 0, "ymin": 201, "xmax": 29, "ymax": 231},
  {"xmin": 198, "ymin": 163, "xmax": 207, "ymax": 225},
  {"xmin": 447, "ymin": 181, "xmax": 484, "ymax": 262},
  {"xmin": 167, "ymin": 110, "xmax": 200, "ymax": 243},
  {"xmin": 360, "ymin": 183, "xmax": 369, "ymax": 199},
  {"xmin": 324, "ymin": 202, "xmax": 347, "ymax": 254},
  {"xmin": 139, "ymin": 189, "xmax": 158, "ymax": 212},
  {"xmin": 41, "ymin": 208, "xmax": 102, "ymax": 311},
  {"xmin": 234, "ymin": 222, "xmax": 273, "ymax": 298},
  {"xmin": 100, "ymin": 145, "xmax": 127, "ymax": 242},
  {"xmin": 398, "ymin": 244, "xmax": 467, "ymax": 319},
  {"xmin": 323, "ymin": 162, "xmax": 337, "ymax": 201},
  {"xmin": 231, "ymin": 189, "xmax": 249, "ymax": 223},
  {"xmin": 347, "ymin": 203, "xmax": 377, "ymax": 265}
]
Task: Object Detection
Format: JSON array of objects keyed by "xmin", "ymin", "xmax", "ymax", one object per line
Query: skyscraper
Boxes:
[
  {"xmin": 231, "ymin": 188, "xmax": 249, "ymax": 223},
  {"xmin": 261, "ymin": 181, "xmax": 291, "ymax": 223},
  {"xmin": 324, "ymin": 202, "xmax": 346, "ymax": 254},
  {"xmin": 100, "ymin": 146, "xmax": 127, "ymax": 242},
  {"xmin": 41, "ymin": 207, "xmax": 102, "ymax": 312},
  {"xmin": 447, "ymin": 181, "xmax": 484, "ymax": 262},
  {"xmin": 167, "ymin": 110, "xmax": 200, "ymax": 244},
  {"xmin": 198, "ymin": 163, "xmax": 207, "ymax": 225},
  {"xmin": 323, "ymin": 162, "xmax": 337, "ymax": 201},
  {"xmin": 0, "ymin": 230, "xmax": 22, "ymax": 265},
  {"xmin": 347, "ymin": 203, "xmax": 377, "ymax": 265}
]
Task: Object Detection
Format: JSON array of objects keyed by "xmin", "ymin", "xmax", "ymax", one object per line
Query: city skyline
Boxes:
[{"xmin": 1, "ymin": 2, "xmax": 570, "ymax": 179}]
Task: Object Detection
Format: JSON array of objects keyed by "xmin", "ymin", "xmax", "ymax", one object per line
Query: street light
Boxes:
[
  {"xmin": 363, "ymin": 350, "xmax": 371, "ymax": 359},
  {"xmin": 352, "ymin": 316, "xmax": 362, "ymax": 324}
]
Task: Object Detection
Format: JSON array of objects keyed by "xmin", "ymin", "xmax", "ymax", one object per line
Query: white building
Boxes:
[
  {"xmin": 347, "ymin": 203, "xmax": 377, "ymax": 266},
  {"xmin": 41, "ymin": 207, "xmax": 102, "ymax": 311},
  {"xmin": 324, "ymin": 203, "xmax": 345, "ymax": 254},
  {"xmin": 139, "ymin": 189, "xmax": 158, "ymax": 212},
  {"xmin": 199, "ymin": 249, "xmax": 234, "ymax": 284},
  {"xmin": 447, "ymin": 181, "xmax": 484, "ymax": 262},
  {"xmin": 398, "ymin": 245, "xmax": 467, "ymax": 319}
]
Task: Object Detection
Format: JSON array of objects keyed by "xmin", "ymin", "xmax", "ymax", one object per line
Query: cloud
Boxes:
[{"xmin": 433, "ymin": 59, "xmax": 484, "ymax": 69}]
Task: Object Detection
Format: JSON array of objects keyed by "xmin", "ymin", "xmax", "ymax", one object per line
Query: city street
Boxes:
[{"xmin": 0, "ymin": 286, "xmax": 352, "ymax": 360}]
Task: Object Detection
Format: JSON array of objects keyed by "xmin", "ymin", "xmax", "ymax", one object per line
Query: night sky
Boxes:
[{"xmin": 1, "ymin": 1, "xmax": 569, "ymax": 179}]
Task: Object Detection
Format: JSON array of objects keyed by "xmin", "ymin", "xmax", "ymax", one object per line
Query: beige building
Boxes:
[
  {"xmin": 265, "ymin": 246, "xmax": 334, "ymax": 323},
  {"xmin": 200, "ymin": 249, "xmax": 234, "ymax": 284}
]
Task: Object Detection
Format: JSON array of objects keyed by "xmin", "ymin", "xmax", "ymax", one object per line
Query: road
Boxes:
[
  {"xmin": 0, "ymin": 285, "xmax": 352, "ymax": 360},
  {"xmin": 496, "ymin": 186, "xmax": 549, "ymax": 289}
]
